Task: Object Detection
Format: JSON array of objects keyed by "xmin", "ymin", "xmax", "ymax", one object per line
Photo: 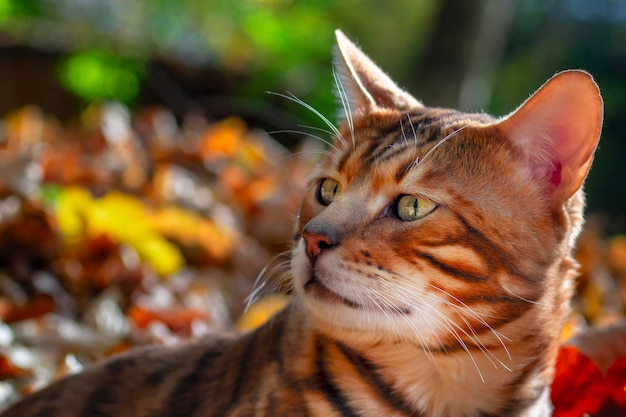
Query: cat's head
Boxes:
[{"xmin": 291, "ymin": 30, "xmax": 602, "ymax": 351}]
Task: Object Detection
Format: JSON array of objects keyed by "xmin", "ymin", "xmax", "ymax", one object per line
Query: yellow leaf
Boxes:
[
  {"xmin": 135, "ymin": 234, "xmax": 184, "ymax": 277},
  {"xmin": 236, "ymin": 295, "xmax": 289, "ymax": 332},
  {"xmin": 56, "ymin": 187, "xmax": 94, "ymax": 242}
]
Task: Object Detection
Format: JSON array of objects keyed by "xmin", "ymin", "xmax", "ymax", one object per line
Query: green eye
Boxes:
[
  {"xmin": 317, "ymin": 178, "xmax": 341, "ymax": 206},
  {"xmin": 396, "ymin": 195, "xmax": 437, "ymax": 221}
]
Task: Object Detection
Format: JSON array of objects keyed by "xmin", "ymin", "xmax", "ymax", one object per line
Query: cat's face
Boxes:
[
  {"xmin": 291, "ymin": 109, "xmax": 547, "ymax": 349},
  {"xmin": 291, "ymin": 31, "xmax": 602, "ymax": 351}
]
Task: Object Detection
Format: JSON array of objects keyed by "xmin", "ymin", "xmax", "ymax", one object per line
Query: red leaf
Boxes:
[
  {"xmin": 552, "ymin": 346, "xmax": 606, "ymax": 417},
  {"xmin": 606, "ymin": 357, "xmax": 626, "ymax": 408}
]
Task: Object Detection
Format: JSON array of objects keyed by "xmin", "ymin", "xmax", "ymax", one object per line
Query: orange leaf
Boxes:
[
  {"xmin": 1, "ymin": 294, "xmax": 55, "ymax": 324},
  {"xmin": 0, "ymin": 355, "xmax": 28, "ymax": 380},
  {"xmin": 128, "ymin": 304, "xmax": 210, "ymax": 334}
]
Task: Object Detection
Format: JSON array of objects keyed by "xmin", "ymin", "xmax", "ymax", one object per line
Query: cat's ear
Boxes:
[
  {"xmin": 497, "ymin": 70, "xmax": 603, "ymax": 203},
  {"xmin": 333, "ymin": 30, "xmax": 421, "ymax": 118}
]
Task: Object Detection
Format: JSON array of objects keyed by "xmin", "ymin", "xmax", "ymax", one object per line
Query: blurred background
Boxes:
[
  {"xmin": 1, "ymin": 0, "xmax": 625, "ymax": 216},
  {"xmin": 0, "ymin": 0, "xmax": 625, "ymax": 411}
]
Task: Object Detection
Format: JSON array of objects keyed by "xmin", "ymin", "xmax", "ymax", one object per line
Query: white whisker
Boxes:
[
  {"xmin": 375, "ymin": 270, "xmax": 516, "ymax": 379},
  {"xmin": 419, "ymin": 125, "xmax": 468, "ymax": 164},
  {"xmin": 376, "ymin": 279, "xmax": 487, "ymax": 380},
  {"xmin": 376, "ymin": 277, "xmax": 486, "ymax": 381},
  {"xmin": 400, "ymin": 119, "xmax": 408, "ymax": 146},
  {"xmin": 265, "ymin": 129, "xmax": 337, "ymax": 151},
  {"xmin": 267, "ymin": 91, "xmax": 347, "ymax": 148},
  {"xmin": 273, "ymin": 149, "xmax": 328, "ymax": 163},
  {"xmin": 245, "ymin": 251, "xmax": 291, "ymax": 310},
  {"xmin": 367, "ymin": 283, "xmax": 439, "ymax": 365},
  {"xmin": 332, "ymin": 67, "xmax": 355, "ymax": 148},
  {"xmin": 297, "ymin": 124, "xmax": 337, "ymax": 137},
  {"xmin": 425, "ymin": 282, "xmax": 512, "ymax": 359}
]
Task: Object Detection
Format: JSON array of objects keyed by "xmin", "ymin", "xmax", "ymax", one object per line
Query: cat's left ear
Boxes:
[
  {"xmin": 333, "ymin": 30, "xmax": 422, "ymax": 118},
  {"xmin": 497, "ymin": 70, "xmax": 603, "ymax": 203}
]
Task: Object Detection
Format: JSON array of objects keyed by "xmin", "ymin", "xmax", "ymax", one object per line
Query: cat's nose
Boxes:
[{"xmin": 302, "ymin": 230, "xmax": 334, "ymax": 262}]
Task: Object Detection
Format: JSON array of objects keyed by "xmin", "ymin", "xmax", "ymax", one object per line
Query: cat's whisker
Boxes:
[
  {"xmin": 452, "ymin": 310, "xmax": 512, "ymax": 372},
  {"xmin": 332, "ymin": 67, "xmax": 355, "ymax": 149},
  {"xmin": 366, "ymin": 290, "xmax": 437, "ymax": 360},
  {"xmin": 421, "ymin": 282, "xmax": 513, "ymax": 363},
  {"xmin": 406, "ymin": 112, "xmax": 419, "ymax": 146},
  {"xmin": 266, "ymin": 129, "xmax": 337, "ymax": 152},
  {"xmin": 419, "ymin": 125, "xmax": 468, "ymax": 164},
  {"xmin": 387, "ymin": 272, "xmax": 511, "ymax": 345},
  {"xmin": 424, "ymin": 282, "xmax": 513, "ymax": 359},
  {"xmin": 274, "ymin": 149, "xmax": 329, "ymax": 163},
  {"xmin": 400, "ymin": 119, "xmax": 408, "ymax": 147},
  {"xmin": 297, "ymin": 124, "xmax": 337, "ymax": 137},
  {"xmin": 405, "ymin": 112, "xmax": 421, "ymax": 168},
  {"xmin": 385, "ymin": 269, "xmax": 512, "ymax": 355},
  {"xmin": 266, "ymin": 91, "xmax": 347, "ymax": 148},
  {"xmin": 502, "ymin": 288, "xmax": 548, "ymax": 306},
  {"xmin": 358, "ymin": 284, "xmax": 406, "ymax": 347},
  {"xmin": 374, "ymin": 277, "xmax": 507, "ymax": 377},
  {"xmin": 371, "ymin": 279, "xmax": 464, "ymax": 368},
  {"xmin": 373, "ymin": 286, "xmax": 441, "ymax": 366},
  {"xmin": 421, "ymin": 302, "xmax": 486, "ymax": 383},
  {"xmin": 245, "ymin": 251, "xmax": 291, "ymax": 310}
]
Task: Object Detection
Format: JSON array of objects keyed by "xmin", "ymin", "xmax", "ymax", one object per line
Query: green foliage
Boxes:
[
  {"xmin": 1, "ymin": 0, "xmax": 623, "ymax": 214},
  {"xmin": 0, "ymin": 0, "xmax": 437, "ymax": 126},
  {"xmin": 0, "ymin": 0, "xmax": 39, "ymax": 23},
  {"xmin": 488, "ymin": 0, "xmax": 626, "ymax": 215},
  {"xmin": 59, "ymin": 52, "xmax": 144, "ymax": 104}
]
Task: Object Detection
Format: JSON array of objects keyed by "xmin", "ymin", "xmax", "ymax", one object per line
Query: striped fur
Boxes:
[{"xmin": 0, "ymin": 30, "xmax": 602, "ymax": 417}]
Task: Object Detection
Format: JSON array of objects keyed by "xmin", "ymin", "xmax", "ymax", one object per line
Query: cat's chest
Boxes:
[{"xmin": 366, "ymin": 346, "xmax": 547, "ymax": 417}]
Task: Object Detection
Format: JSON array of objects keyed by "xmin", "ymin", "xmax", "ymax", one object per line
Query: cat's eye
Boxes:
[
  {"xmin": 317, "ymin": 178, "xmax": 341, "ymax": 206},
  {"xmin": 396, "ymin": 195, "xmax": 437, "ymax": 221}
]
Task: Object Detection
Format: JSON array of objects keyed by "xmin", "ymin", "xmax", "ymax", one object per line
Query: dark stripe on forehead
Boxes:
[
  {"xmin": 366, "ymin": 143, "xmax": 412, "ymax": 166},
  {"xmin": 424, "ymin": 126, "xmax": 443, "ymax": 144},
  {"xmin": 395, "ymin": 159, "xmax": 415, "ymax": 183},
  {"xmin": 336, "ymin": 145, "xmax": 354, "ymax": 173},
  {"xmin": 362, "ymin": 116, "xmax": 466, "ymax": 168},
  {"xmin": 378, "ymin": 111, "xmax": 453, "ymax": 138},
  {"xmin": 358, "ymin": 139, "xmax": 388, "ymax": 171}
]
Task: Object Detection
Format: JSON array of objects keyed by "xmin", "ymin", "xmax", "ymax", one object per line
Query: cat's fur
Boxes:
[{"xmin": 0, "ymin": 30, "xmax": 602, "ymax": 417}]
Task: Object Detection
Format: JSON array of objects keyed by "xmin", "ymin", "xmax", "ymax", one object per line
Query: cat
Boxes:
[{"xmin": 0, "ymin": 29, "xmax": 603, "ymax": 417}]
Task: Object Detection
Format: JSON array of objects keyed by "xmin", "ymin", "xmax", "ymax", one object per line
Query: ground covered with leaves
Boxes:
[{"xmin": 0, "ymin": 104, "xmax": 624, "ymax": 415}]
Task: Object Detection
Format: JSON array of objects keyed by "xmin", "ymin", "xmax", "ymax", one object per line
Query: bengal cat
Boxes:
[{"xmin": 1, "ymin": 30, "xmax": 603, "ymax": 417}]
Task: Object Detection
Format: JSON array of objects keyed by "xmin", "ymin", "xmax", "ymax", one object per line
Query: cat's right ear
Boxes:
[{"xmin": 333, "ymin": 30, "xmax": 422, "ymax": 119}]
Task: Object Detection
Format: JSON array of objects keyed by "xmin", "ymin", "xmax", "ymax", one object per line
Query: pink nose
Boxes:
[{"xmin": 302, "ymin": 231, "xmax": 333, "ymax": 261}]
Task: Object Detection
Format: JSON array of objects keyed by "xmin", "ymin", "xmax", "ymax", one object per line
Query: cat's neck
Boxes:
[
  {"xmin": 276, "ymin": 303, "xmax": 554, "ymax": 417},
  {"xmin": 350, "ymin": 336, "xmax": 553, "ymax": 417}
]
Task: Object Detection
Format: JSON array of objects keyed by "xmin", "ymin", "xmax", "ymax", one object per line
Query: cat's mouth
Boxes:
[
  {"xmin": 304, "ymin": 272, "xmax": 363, "ymax": 309},
  {"xmin": 303, "ymin": 271, "xmax": 412, "ymax": 315}
]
